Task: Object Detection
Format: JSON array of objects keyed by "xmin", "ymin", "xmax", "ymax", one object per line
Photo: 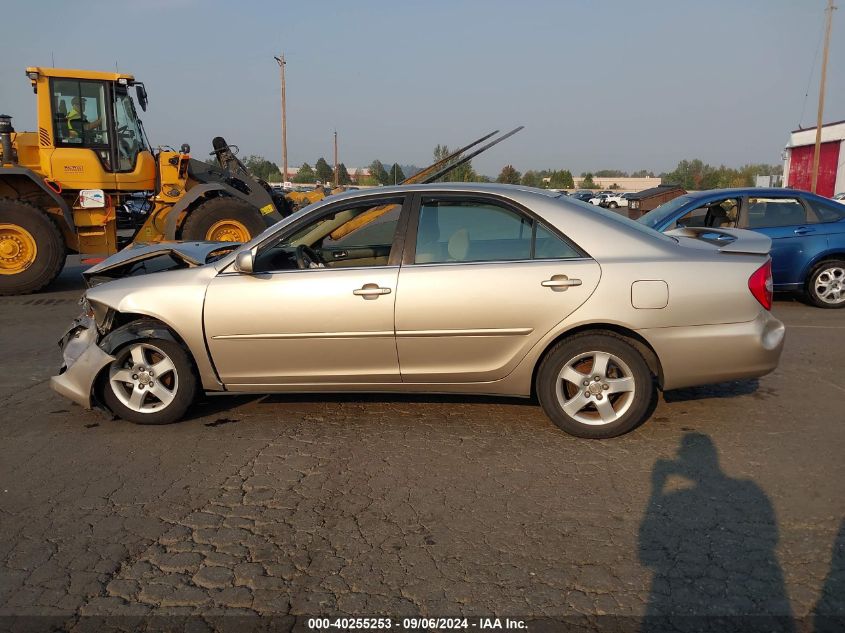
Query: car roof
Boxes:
[
  {"xmin": 682, "ymin": 187, "xmax": 828, "ymax": 200},
  {"xmin": 324, "ymin": 182, "xmax": 566, "ymax": 204}
]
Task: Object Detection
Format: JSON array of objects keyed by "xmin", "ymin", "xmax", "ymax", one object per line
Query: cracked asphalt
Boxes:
[{"xmin": 1, "ymin": 260, "xmax": 843, "ymax": 631}]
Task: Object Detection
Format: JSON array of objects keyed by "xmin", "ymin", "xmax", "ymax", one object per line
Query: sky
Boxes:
[{"xmin": 1, "ymin": 0, "xmax": 842, "ymax": 177}]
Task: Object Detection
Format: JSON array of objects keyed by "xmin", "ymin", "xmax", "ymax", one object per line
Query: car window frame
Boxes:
[
  {"xmin": 228, "ymin": 193, "xmax": 413, "ymax": 275},
  {"xmin": 401, "ymin": 192, "xmax": 589, "ymax": 266}
]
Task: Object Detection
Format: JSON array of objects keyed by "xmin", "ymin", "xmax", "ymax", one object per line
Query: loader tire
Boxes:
[
  {"xmin": 181, "ymin": 197, "xmax": 266, "ymax": 243},
  {"xmin": 0, "ymin": 198, "xmax": 66, "ymax": 296}
]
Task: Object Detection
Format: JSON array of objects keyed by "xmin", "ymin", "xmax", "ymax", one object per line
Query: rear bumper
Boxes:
[
  {"xmin": 639, "ymin": 311, "xmax": 785, "ymax": 391},
  {"xmin": 49, "ymin": 316, "xmax": 114, "ymax": 409}
]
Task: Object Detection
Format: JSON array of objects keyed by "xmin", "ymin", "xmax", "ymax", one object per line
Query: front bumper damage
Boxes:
[{"xmin": 49, "ymin": 315, "xmax": 114, "ymax": 409}]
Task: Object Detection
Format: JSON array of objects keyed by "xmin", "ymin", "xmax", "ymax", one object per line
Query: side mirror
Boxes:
[
  {"xmin": 135, "ymin": 84, "xmax": 148, "ymax": 112},
  {"xmin": 235, "ymin": 249, "xmax": 255, "ymax": 274}
]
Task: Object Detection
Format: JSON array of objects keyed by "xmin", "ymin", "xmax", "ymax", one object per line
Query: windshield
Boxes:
[
  {"xmin": 113, "ymin": 88, "xmax": 149, "ymax": 171},
  {"xmin": 637, "ymin": 194, "xmax": 695, "ymax": 228}
]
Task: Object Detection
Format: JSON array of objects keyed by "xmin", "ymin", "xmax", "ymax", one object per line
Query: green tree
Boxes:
[
  {"xmin": 549, "ymin": 169, "xmax": 574, "ymax": 189},
  {"xmin": 388, "ymin": 163, "xmax": 406, "ymax": 184},
  {"xmin": 580, "ymin": 172, "xmax": 598, "ymax": 189},
  {"xmin": 432, "ymin": 144, "xmax": 479, "ymax": 182},
  {"xmin": 293, "ymin": 162, "xmax": 315, "ymax": 184},
  {"xmin": 369, "ymin": 159, "xmax": 389, "ymax": 185},
  {"xmin": 521, "ymin": 170, "xmax": 541, "ymax": 187},
  {"xmin": 595, "ymin": 169, "xmax": 628, "ymax": 178},
  {"xmin": 315, "ymin": 157, "xmax": 333, "ymax": 183},
  {"xmin": 631, "ymin": 169, "xmax": 655, "ymax": 178},
  {"xmin": 335, "ymin": 163, "xmax": 352, "ymax": 185},
  {"xmin": 496, "ymin": 165, "xmax": 521, "ymax": 184},
  {"xmin": 243, "ymin": 155, "xmax": 282, "ymax": 182}
]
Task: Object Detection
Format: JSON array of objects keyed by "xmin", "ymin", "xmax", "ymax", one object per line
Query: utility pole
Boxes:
[
  {"xmin": 273, "ymin": 54, "xmax": 288, "ymax": 183},
  {"xmin": 811, "ymin": 0, "xmax": 837, "ymax": 193},
  {"xmin": 333, "ymin": 130, "xmax": 339, "ymax": 188}
]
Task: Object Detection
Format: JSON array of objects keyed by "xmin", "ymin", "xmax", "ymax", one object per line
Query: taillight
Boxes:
[{"xmin": 748, "ymin": 259, "xmax": 773, "ymax": 310}]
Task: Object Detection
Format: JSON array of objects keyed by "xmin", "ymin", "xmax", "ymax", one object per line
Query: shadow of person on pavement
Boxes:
[
  {"xmin": 813, "ymin": 518, "xmax": 845, "ymax": 633},
  {"xmin": 639, "ymin": 432, "xmax": 794, "ymax": 633}
]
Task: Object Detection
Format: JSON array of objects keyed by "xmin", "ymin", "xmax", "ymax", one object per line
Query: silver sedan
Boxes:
[{"xmin": 51, "ymin": 184, "xmax": 785, "ymax": 438}]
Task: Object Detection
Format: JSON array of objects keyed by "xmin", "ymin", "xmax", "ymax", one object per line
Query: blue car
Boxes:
[{"xmin": 639, "ymin": 188, "xmax": 845, "ymax": 308}]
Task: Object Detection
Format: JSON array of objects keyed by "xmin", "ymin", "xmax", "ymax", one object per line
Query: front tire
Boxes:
[
  {"xmin": 608, "ymin": 202, "xmax": 618, "ymax": 209},
  {"xmin": 101, "ymin": 337, "xmax": 197, "ymax": 425},
  {"xmin": 181, "ymin": 197, "xmax": 266, "ymax": 242},
  {"xmin": 806, "ymin": 259, "xmax": 845, "ymax": 308},
  {"xmin": 0, "ymin": 198, "xmax": 66, "ymax": 296},
  {"xmin": 536, "ymin": 333, "xmax": 655, "ymax": 438}
]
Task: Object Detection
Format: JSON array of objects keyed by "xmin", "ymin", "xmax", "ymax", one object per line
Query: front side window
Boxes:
[
  {"xmin": 113, "ymin": 88, "xmax": 148, "ymax": 171},
  {"xmin": 52, "ymin": 79, "xmax": 109, "ymax": 148},
  {"xmin": 414, "ymin": 198, "xmax": 581, "ymax": 264},
  {"xmin": 254, "ymin": 198, "xmax": 403, "ymax": 272},
  {"xmin": 744, "ymin": 197, "xmax": 806, "ymax": 228},
  {"xmin": 673, "ymin": 197, "xmax": 739, "ymax": 229}
]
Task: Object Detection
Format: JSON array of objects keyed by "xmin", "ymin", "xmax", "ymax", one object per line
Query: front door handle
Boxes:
[
  {"xmin": 541, "ymin": 275, "xmax": 582, "ymax": 291},
  {"xmin": 793, "ymin": 227, "xmax": 815, "ymax": 235},
  {"xmin": 353, "ymin": 283, "xmax": 391, "ymax": 300}
]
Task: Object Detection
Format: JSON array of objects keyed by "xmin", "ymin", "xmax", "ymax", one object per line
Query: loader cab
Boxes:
[{"xmin": 29, "ymin": 67, "xmax": 156, "ymax": 191}]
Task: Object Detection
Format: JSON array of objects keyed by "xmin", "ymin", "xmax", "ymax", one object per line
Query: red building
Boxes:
[{"xmin": 783, "ymin": 120, "xmax": 845, "ymax": 197}]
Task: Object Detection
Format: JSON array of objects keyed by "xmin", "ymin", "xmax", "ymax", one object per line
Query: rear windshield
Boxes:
[{"xmin": 560, "ymin": 196, "xmax": 677, "ymax": 242}]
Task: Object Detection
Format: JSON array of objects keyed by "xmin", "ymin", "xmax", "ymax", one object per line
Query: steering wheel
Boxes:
[{"xmin": 295, "ymin": 244, "xmax": 326, "ymax": 269}]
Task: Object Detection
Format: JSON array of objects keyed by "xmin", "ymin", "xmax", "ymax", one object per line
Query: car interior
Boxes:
[
  {"xmin": 674, "ymin": 198, "xmax": 739, "ymax": 229},
  {"xmin": 253, "ymin": 201, "xmax": 403, "ymax": 272}
]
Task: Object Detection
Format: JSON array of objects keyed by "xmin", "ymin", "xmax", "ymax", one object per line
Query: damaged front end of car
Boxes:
[
  {"xmin": 49, "ymin": 299, "xmax": 116, "ymax": 409},
  {"xmin": 51, "ymin": 241, "xmax": 235, "ymax": 409}
]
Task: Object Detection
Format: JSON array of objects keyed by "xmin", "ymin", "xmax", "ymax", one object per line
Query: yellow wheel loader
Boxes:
[{"xmin": 0, "ymin": 67, "xmax": 292, "ymax": 295}]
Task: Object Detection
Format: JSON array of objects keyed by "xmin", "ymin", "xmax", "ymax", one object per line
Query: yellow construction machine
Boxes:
[{"xmin": 0, "ymin": 67, "xmax": 293, "ymax": 295}]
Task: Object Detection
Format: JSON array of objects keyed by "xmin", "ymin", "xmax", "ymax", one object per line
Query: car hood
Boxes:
[{"xmin": 83, "ymin": 241, "xmax": 239, "ymax": 286}]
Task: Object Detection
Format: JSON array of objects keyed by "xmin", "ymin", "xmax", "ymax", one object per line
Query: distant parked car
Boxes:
[
  {"xmin": 834, "ymin": 192, "xmax": 845, "ymax": 204},
  {"xmin": 588, "ymin": 194, "xmax": 607, "ymax": 206},
  {"xmin": 640, "ymin": 187, "xmax": 845, "ymax": 308},
  {"xmin": 570, "ymin": 192, "xmax": 595, "ymax": 203},
  {"xmin": 602, "ymin": 193, "xmax": 629, "ymax": 209}
]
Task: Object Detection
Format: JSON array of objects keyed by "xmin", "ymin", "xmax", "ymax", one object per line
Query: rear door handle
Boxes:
[
  {"xmin": 793, "ymin": 227, "xmax": 815, "ymax": 235},
  {"xmin": 541, "ymin": 275, "xmax": 582, "ymax": 291},
  {"xmin": 353, "ymin": 283, "xmax": 391, "ymax": 300}
]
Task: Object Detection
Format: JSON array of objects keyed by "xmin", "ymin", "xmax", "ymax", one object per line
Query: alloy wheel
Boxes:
[
  {"xmin": 109, "ymin": 342, "xmax": 179, "ymax": 413},
  {"xmin": 555, "ymin": 350, "xmax": 636, "ymax": 425},
  {"xmin": 814, "ymin": 266, "xmax": 845, "ymax": 305}
]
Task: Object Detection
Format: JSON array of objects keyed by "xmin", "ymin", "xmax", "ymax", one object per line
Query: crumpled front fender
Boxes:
[{"xmin": 49, "ymin": 316, "xmax": 115, "ymax": 409}]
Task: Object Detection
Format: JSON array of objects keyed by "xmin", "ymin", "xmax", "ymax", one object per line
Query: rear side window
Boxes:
[
  {"xmin": 414, "ymin": 199, "xmax": 581, "ymax": 264},
  {"xmin": 745, "ymin": 197, "xmax": 807, "ymax": 228},
  {"xmin": 807, "ymin": 199, "xmax": 845, "ymax": 223}
]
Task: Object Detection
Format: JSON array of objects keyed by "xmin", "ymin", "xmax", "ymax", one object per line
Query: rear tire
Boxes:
[
  {"xmin": 101, "ymin": 334, "xmax": 197, "ymax": 425},
  {"xmin": 536, "ymin": 333, "xmax": 655, "ymax": 438},
  {"xmin": 806, "ymin": 259, "xmax": 845, "ymax": 308},
  {"xmin": 181, "ymin": 197, "xmax": 266, "ymax": 243},
  {"xmin": 608, "ymin": 202, "xmax": 618, "ymax": 209},
  {"xmin": 0, "ymin": 198, "xmax": 65, "ymax": 296}
]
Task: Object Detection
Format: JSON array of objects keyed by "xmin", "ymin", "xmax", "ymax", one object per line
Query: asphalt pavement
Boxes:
[{"xmin": 0, "ymin": 261, "xmax": 843, "ymax": 631}]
